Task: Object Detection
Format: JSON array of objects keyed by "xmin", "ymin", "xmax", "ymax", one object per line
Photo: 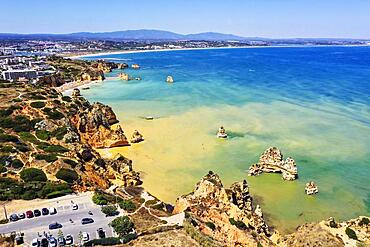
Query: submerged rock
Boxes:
[
  {"xmin": 248, "ymin": 147, "xmax": 298, "ymax": 180},
  {"xmin": 132, "ymin": 64, "xmax": 140, "ymax": 69}
]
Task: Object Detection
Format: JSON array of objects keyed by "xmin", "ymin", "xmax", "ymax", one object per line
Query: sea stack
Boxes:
[
  {"xmin": 248, "ymin": 147, "xmax": 298, "ymax": 180},
  {"xmin": 130, "ymin": 130, "xmax": 144, "ymax": 143},
  {"xmin": 166, "ymin": 75, "xmax": 174, "ymax": 83},
  {"xmin": 217, "ymin": 126, "xmax": 228, "ymax": 138},
  {"xmin": 117, "ymin": 63, "xmax": 128, "ymax": 69},
  {"xmin": 305, "ymin": 181, "xmax": 319, "ymax": 195}
]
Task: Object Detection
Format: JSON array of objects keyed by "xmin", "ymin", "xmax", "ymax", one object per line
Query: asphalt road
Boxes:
[{"xmin": 0, "ymin": 194, "xmax": 117, "ymax": 246}]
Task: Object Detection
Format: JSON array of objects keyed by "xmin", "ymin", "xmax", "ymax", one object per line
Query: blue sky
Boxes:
[{"xmin": 1, "ymin": 0, "xmax": 370, "ymax": 38}]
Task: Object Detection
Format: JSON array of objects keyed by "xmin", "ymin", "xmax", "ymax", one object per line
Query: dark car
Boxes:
[
  {"xmin": 40, "ymin": 238, "xmax": 48, "ymax": 247},
  {"xmin": 41, "ymin": 208, "xmax": 49, "ymax": 216},
  {"xmin": 9, "ymin": 213, "xmax": 19, "ymax": 222},
  {"xmin": 26, "ymin": 210, "xmax": 34, "ymax": 218},
  {"xmin": 48, "ymin": 222, "xmax": 62, "ymax": 230},
  {"xmin": 97, "ymin": 228, "xmax": 105, "ymax": 239},
  {"xmin": 81, "ymin": 218, "xmax": 94, "ymax": 225},
  {"xmin": 65, "ymin": 235, "xmax": 73, "ymax": 245},
  {"xmin": 33, "ymin": 209, "xmax": 41, "ymax": 217}
]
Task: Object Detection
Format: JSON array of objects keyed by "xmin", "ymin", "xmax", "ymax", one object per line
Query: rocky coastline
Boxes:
[{"xmin": 0, "ymin": 58, "xmax": 369, "ymax": 246}]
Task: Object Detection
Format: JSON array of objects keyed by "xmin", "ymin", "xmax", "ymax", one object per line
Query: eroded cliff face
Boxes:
[
  {"xmin": 0, "ymin": 82, "xmax": 140, "ymax": 193},
  {"xmin": 71, "ymin": 102, "xmax": 129, "ymax": 148},
  {"xmin": 174, "ymin": 171, "xmax": 274, "ymax": 247}
]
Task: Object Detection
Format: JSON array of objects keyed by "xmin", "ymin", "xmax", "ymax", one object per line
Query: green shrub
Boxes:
[
  {"xmin": 30, "ymin": 101, "xmax": 46, "ymax": 109},
  {"xmin": 345, "ymin": 227, "xmax": 357, "ymax": 240},
  {"xmin": 35, "ymin": 130, "xmax": 50, "ymax": 140},
  {"xmin": 359, "ymin": 217, "xmax": 370, "ymax": 226},
  {"xmin": 16, "ymin": 143, "xmax": 31, "ymax": 152},
  {"xmin": 52, "ymin": 127, "xmax": 68, "ymax": 140},
  {"xmin": 40, "ymin": 182, "xmax": 71, "ymax": 198},
  {"xmin": 122, "ymin": 233, "xmax": 137, "ymax": 244},
  {"xmin": 0, "ymin": 134, "xmax": 19, "ymax": 143},
  {"xmin": 46, "ymin": 190, "xmax": 72, "ymax": 199},
  {"xmin": 110, "ymin": 216, "xmax": 134, "ymax": 238},
  {"xmin": 92, "ymin": 193, "xmax": 109, "ymax": 205},
  {"xmin": 63, "ymin": 159, "xmax": 78, "ymax": 168},
  {"xmin": 101, "ymin": 205, "xmax": 118, "ymax": 216},
  {"xmin": 87, "ymin": 237, "xmax": 122, "ymax": 246},
  {"xmin": 229, "ymin": 218, "xmax": 247, "ymax": 230},
  {"xmin": 62, "ymin": 96, "xmax": 72, "ymax": 102},
  {"xmin": 118, "ymin": 200, "xmax": 136, "ymax": 213},
  {"xmin": 0, "ymin": 145, "xmax": 15, "ymax": 153},
  {"xmin": 0, "ymin": 165, "xmax": 7, "ymax": 173},
  {"xmin": 56, "ymin": 168, "xmax": 78, "ymax": 183},
  {"xmin": 0, "ymin": 219, "xmax": 9, "ymax": 224},
  {"xmin": 18, "ymin": 132, "xmax": 40, "ymax": 144},
  {"xmin": 34, "ymin": 153, "xmax": 58, "ymax": 162},
  {"xmin": 205, "ymin": 221, "xmax": 216, "ymax": 231},
  {"xmin": 10, "ymin": 159, "xmax": 24, "ymax": 169},
  {"xmin": 38, "ymin": 144, "xmax": 69, "ymax": 153},
  {"xmin": 21, "ymin": 190, "xmax": 38, "ymax": 200},
  {"xmin": 12, "ymin": 115, "xmax": 33, "ymax": 132},
  {"xmin": 20, "ymin": 168, "xmax": 47, "ymax": 182},
  {"xmin": 46, "ymin": 110, "xmax": 64, "ymax": 120},
  {"xmin": 329, "ymin": 220, "xmax": 338, "ymax": 228}
]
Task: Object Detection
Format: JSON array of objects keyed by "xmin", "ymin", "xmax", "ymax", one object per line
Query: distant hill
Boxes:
[{"xmin": 0, "ymin": 29, "xmax": 257, "ymax": 41}]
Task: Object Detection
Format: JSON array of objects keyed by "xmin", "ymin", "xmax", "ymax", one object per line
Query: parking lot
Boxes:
[{"xmin": 0, "ymin": 193, "xmax": 117, "ymax": 246}]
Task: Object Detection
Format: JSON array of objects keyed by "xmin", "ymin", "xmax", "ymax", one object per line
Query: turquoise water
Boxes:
[{"xmin": 81, "ymin": 47, "xmax": 370, "ymax": 232}]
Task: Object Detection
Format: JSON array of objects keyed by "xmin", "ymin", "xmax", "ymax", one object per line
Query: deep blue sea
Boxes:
[{"xmin": 80, "ymin": 46, "xmax": 370, "ymax": 232}]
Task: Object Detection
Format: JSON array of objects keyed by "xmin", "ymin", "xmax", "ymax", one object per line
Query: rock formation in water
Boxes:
[
  {"xmin": 131, "ymin": 130, "xmax": 144, "ymax": 143},
  {"xmin": 174, "ymin": 171, "xmax": 273, "ymax": 246},
  {"xmin": 119, "ymin": 73, "xmax": 130, "ymax": 81},
  {"xmin": 248, "ymin": 147, "xmax": 298, "ymax": 180},
  {"xmin": 305, "ymin": 181, "xmax": 319, "ymax": 195},
  {"xmin": 166, "ymin": 75, "xmax": 174, "ymax": 83},
  {"xmin": 71, "ymin": 102, "xmax": 129, "ymax": 148},
  {"xmin": 132, "ymin": 64, "xmax": 140, "ymax": 69}
]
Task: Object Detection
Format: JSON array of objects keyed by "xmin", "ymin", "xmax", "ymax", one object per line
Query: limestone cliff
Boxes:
[
  {"xmin": 71, "ymin": 102, "xmax": 129, "ymax": 148},
  {"xmin": 174, "ymin": 171, "xmax": 274, "ymax": 246}
]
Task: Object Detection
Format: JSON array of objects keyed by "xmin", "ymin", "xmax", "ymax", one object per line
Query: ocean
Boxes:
[{"xmin": 79, "ymin": 46, "xmax": 370, "ymax": 233}]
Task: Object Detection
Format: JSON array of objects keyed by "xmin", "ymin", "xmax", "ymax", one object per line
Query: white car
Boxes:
[
  {"xmin": 49, "ymin": 207, "xmax": 57, "ymax": 215},
  {"xmin": 72, "ymin": 204, "xmax": 78, "ymax": 210},
  {"xmin": 48, "ymin": 237, "xmax": 57, "ymax": 247},
  {"xmin": 31, "ymin": 238, "xmax": 39, "ymax": 247},
  {"xmin": 82, "ymin": 232, "xmax": 89, "ymax": 242}
]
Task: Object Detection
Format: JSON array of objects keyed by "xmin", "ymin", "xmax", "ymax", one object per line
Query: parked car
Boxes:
[
  {"xmin": 26, "ymin": 210, "xmax": 34, "ymax": 218},
  {"xmin": 72, "ymin": 204, "xmax": 78, "ymax": 210},
  {"xmin": 48, "ymin": 222, "xmax": 62, "ymax": 230},
  {"xmin": 18, "ymin": 212, "xmax": 25, "ymax": 219},
  {"xmin": 48, "ymin": 237, "xmax": 57, "ymax": 247},
  {"xmin": 9, "ymin": 213, "xmax": 18, "ymax": 222},
  {"xmin": 81, "ymin": 218, "xmax": 94, "ymax": 225},
  {"xmin": 33, "ymin": 209, "xmax": 41, "ymax": 217},
  {"xmin": 97, "ymin": 228, "xmax": 105, "ymax": 239},
  {"xmin": 41, "ymin": 208, "xmax": 49, "ymax": 215},
  {"xmin": 65, "ymin": 235, "xmax": 73, "ymax": 245},
  {"xmin": 40, "ymin": 238, "xmax": 48, "ymax": 247},
  {"xmin": 58, "ymin": 237, "xmax": 65, "ymax": 246},
  {"xmin": 82, "ymin": 232, "xmax": 89, "ymax": 242},
  {"xmin": 49, "ymin": 207, "xmax": 57, "ymax": 215},
  {"xmin": 31, "ymin": 238, "xmax": 39, "ymax": 247}
]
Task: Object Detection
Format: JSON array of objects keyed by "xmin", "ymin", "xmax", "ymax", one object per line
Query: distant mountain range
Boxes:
[
  {"xmin": 0, "ymin": 29, "xmax": 262, "ymax": 41},
  {"xmin": 0, "ymin": 29, "xmax": 367, "ymax": 41}
]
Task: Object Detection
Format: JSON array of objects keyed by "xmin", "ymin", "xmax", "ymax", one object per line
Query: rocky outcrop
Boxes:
[
  {"xmin": 305, "ymin": 181, "xmax": 319, "ymax": 195},
  {"xmin": 119, "ymin": 73, "xmax": 130, "ymax": 81},
  {"xmin": 72, "ymin": 88, "xmax": 81, "ymax": 97},
  {"xmin": 130, "ymin": 130, "xmax": 144, "ymax": 143},
  {"xmin": 282, "ymin": 216, "xmax": 370, "ymax": 247},
  {"xmin": 248, "ymin": 147, "xmax": 298, "ymax": 180},
  {"xmin": 71, "ymin": 102, "xmax": 128, "ymax": 148},
  {"xmin": 132, "ymin": 64, "xmax": 140, "ymax": 69},
  {"xmin": 117, "ymin": 63, "xmax": 129, "ymax": 69},
  {"xmin": 174, "ymin": 171, "xmax": 273, "ymax": 246},
  {"xmin": 166, "ymin": 75, "xmax": 174, "ymax": 83}
]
